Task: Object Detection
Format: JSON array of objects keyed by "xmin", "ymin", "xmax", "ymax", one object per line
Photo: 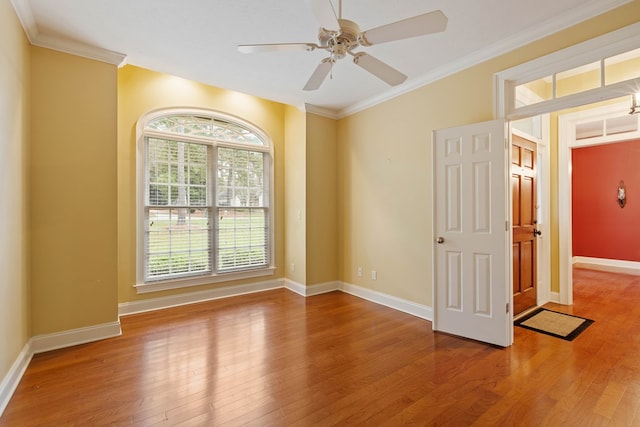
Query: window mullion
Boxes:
[{"xmin": 211, "ymin": 144, "xmax": 217, "ymax": 274}]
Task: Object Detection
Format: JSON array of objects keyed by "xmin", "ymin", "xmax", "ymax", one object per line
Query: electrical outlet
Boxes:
[
  {"xmin": 291, "ymin": 263, "xmax": 295, "ymax": 273},
  {"xmin": 371, "ymin": 270, "xmax": 377, "ymax": 280},
  {"xmin": 357, "ymin": 267, "xmax": 363, "ymax": 277}
]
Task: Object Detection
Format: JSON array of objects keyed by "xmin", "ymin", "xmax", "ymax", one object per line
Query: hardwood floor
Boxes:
[{"xmin": 2, "ymin": 268, "xmax": 640, "ymax": 426}]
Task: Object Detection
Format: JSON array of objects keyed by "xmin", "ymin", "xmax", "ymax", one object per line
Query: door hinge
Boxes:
[
  {"xmin": 506, "ymin": 302, "xmax": 510, "ymax": 314},
  {"xmin": 505, "ymin": 220, "xmax": 509, "ymax": 231}
]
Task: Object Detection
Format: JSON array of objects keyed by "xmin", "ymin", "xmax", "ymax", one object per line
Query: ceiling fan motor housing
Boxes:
[{"xmin": 318, "ymin": 18, "xmax": 362, "ymax": 59}]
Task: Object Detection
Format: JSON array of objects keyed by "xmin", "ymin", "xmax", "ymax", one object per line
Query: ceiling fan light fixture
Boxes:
[{"xmin": 332, "ymin": 43, "xmax": 348, "ymax": 59}]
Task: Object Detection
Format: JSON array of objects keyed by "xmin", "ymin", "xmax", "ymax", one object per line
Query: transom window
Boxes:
[
  {"xmin": 515, "ymin": 47, "xmax": 640, "ymax": 108},
  {"xmin": 136, "ymin": 109, "xmax": 273, "ymax": 292},
  {"xmin": 496, "ymin": 22, "xmax": 640, "ymax": 120}
]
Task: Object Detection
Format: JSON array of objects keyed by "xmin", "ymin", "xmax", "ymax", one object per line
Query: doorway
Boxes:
[
  {"xmin": 432, "ymin": 23, "xmax": 640, "ymax": 347},
  {"xmin": 510, "ymin": 117, "xmax": 551, "ymax": 317},
  {"xmin": 496, "ymin": 22, "xmax": 640, "ymax": 309},
  {"xmin": 511, "ymin": 133, "xmax": 538, "ymax": 315},
  {"xmin": 558, "ymin": 99, "xmax": 640, "ymax": 302}
]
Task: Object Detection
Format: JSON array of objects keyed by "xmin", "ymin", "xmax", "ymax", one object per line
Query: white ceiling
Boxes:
[{"xmin": 11, "ymin": 0, "xmax": 630, "ymax": 117}]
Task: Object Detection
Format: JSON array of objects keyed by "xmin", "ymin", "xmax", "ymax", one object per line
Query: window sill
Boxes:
[{"xmin": 135, "ymin": 267, "xmax": 276, "ymax": 294}]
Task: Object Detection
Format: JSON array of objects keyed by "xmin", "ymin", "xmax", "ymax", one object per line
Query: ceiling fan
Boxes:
[{"xmin": 238, "ymin": 0, "xmax": 447, "ymax": 91}]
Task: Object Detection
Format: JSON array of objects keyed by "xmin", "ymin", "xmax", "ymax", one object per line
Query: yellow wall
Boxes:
[
  {"xmin": 606, "ymin": 56, "xmax": 640, "ymax": 84},
  {"xmin": 337, "ymin": 62, "xmax": 504, "ymax": 306},
  {"xmin": 117, "ymin": 65, "xmax": 286, "ymax": 303},
  {"xmin": 336, "ymin": 1, "xmax": 640, "ymax": 304},
  {"xmin": 284, "ymin": 105, "xmax": 307, "ymax": 284},
  {"xmin": 306, "ymin": 113, "xmax": 338, "ymax": 285},
  {"xmin": 283, "ymin": 109, "xmax": 338, "ymax": 287},
  {"xmin": 0, "ymin": 0, "xmax": 30, "ymax": 385},
  {"xmin": 30, "ymin": 47, "xmax": 119, "ymax": 334}
]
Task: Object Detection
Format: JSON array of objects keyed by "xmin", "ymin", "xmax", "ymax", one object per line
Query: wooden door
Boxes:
[
  {"xmin": 433, "ymin": 120, "xmax": 511, "ymax": 347},
  {"xmin": 512, "ymin": 134, "xmax": 538, "ymax": 315}
]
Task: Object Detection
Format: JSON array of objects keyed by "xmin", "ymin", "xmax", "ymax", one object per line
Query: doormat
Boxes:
[{"xmin": 514, "ymin": 308, "xmax": 594, "ymax": 341}]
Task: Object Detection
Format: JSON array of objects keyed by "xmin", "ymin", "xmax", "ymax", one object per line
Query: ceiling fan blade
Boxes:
[
  {"xmin": 310, "ymin": 0, "xmax": 340, "ymax": 32},
  {"xmin": 352, "ymin": 52, "xmax": 407, "ymax": 86},
  {"xmin": 303, "ymin": 59, "xmax": 334, "ymax": 91},
  {"xmin": 360, "ymin": 10, "xmax": 447, "ymax": 46},
  {"xmin": 238, "ymin": 43, "xmax": 318, "ymax": 54}
]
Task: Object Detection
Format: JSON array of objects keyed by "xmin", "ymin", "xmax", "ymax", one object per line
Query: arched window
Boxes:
[{"xmin": 136, "ymin": 109, "xmax": 274, "ymax": 291}]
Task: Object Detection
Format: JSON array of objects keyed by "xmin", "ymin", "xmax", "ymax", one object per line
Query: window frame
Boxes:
[{"xmin": 135, "ymin": 108, "xmax": 275, "ymax": 294}]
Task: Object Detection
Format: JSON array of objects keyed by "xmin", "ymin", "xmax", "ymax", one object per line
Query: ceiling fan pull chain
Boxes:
[{"xmin": 329, "ymin": 52, "xmax": 335, "ymax": 80}]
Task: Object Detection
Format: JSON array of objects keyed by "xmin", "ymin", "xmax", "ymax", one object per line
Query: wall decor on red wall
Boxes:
[
  {"xmin": 572, "ymin": 139, "xmax": 640, "ymax": 262},
  {"xmin": 617, "ymin": 180, "xmax": 626, "ymax": 208}
]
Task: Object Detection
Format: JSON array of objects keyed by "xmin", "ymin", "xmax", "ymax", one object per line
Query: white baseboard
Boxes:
[
  {"xmin": 118, "ymin": 278, "xmax": 284, "ymax": 316},
  {"xmin": 30, "ymin": 321, "xmax": 122, "ymax": 354},
  {"xmin": 121, "ymin": 277, "xmax": 430, "ymax": 320},
  {"xmin": 283, "ymin": 278, "xmax": 305, "ymax": 296},
  {"xmin": 340, "ymin": 282, "xmax": 433, "ymax": 321},
  {"xmin": 284, "ymin": 279, "xmax": 340, "ymax": 296},
  {"xmin": 549, "ymin": 291, "xmax": 561, "ymax": 304},
  {"xmin": 573, "ymin": 256, "xmax": 640, "ymax": 275},
  {"xmin": 307, "ymin": 281, "xmax": 340, "ymax": 296},
  {"xmin": 0, "ymin": 342, "xmax": 33, "ymax": 417}
]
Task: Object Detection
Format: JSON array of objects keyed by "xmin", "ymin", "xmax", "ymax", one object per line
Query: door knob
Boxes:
[
  {"xmin": 533, "ymin": 229, "xmax": 542, "ymax": 236},
  {"xmin": 437, "ymin": 237, "xmax": 445, "ymax": 244}
]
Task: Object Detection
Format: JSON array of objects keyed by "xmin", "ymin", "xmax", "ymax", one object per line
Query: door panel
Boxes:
[
  {"xmin": 433, "ymin": 120, "xmax": 511, "ymax": 347},
  {"xmin": 512, "ymin": 134, "xmax": 537, "ymax": 315}
]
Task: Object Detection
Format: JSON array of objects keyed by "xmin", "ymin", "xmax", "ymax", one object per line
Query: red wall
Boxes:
[{"xmin": 572, "ymin": 139, "xmax": 640, "ymax": 261}]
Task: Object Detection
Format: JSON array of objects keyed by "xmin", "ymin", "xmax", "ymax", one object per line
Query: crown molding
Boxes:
[
  {"xmin": 9, "ymin": 0, "xmax": 126, "ymax": 66},
  {"xmin": 337, "ymin": 0, "xmax": 632, "ymax": 119},
  {"xmin": 32, "ymin": 33, "xmax": 127, "ymax": 66},
  {"xmin": 9, "ymin": 0, "xmax": 37, "ymax": 43},
  {"xmin": 303, "ymin": 103, "xmax": 341, "ymax": 119}
]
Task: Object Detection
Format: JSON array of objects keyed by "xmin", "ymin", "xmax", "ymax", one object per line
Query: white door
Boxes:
[{"xmin": 432, "ymin": 120, "xmax": 512, "ymax": 347}]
